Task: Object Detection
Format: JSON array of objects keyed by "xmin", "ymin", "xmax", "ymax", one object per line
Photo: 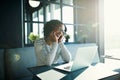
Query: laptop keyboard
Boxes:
[{"xmin": 64, "ymin": 66, "xmax": 71, "ymax": 70}]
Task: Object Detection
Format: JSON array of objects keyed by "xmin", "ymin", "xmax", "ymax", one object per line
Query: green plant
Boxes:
[
  {"xmin": 28, "ymin": 32, "xmax": 39, "ymax": 42},
  {"xmin": 65, "ymin": 34, "xmax": 70, "ymax": 39}
]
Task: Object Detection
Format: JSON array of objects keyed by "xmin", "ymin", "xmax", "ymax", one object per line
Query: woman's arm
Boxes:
[
  {"xmin": 59, "ymin": 42, "xmax": 72, "ymax": 62},
  {"xmin": 34, "ymin": 39, "xmax": 58, "ymax": 66},
  {"xmin": 45, "ymin": 42, "xmax": 58, "ymax": 66}
]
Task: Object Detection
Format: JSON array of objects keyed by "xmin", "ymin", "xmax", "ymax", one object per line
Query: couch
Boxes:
[
  {"xmin": 0, "ymin": 49, "xmax": 5, "ymax": 80},
  {"xmin": 0, "ymin": 43, "xmax": 99, "ymax": 80}
]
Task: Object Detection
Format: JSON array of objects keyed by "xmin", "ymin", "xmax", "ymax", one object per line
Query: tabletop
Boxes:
[{"xmin": 28, "ymin": 62, "xmax": 120, "ymax": 80}]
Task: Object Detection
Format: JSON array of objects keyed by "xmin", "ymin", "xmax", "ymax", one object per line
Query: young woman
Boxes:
[{"xmin": 34, "ymin": 20, "xmax": 72, "ymax": 66}]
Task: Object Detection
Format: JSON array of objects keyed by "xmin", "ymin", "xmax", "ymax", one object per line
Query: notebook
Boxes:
[
  {"xmin": 54, "ymin": 46, "xmax": 98, "ymax": 72},
  {"xmin": 36, "ymin": 69, "xmax": 66, "ymax": 80}
]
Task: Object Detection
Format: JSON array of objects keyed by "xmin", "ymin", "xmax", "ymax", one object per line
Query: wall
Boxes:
[{"xmin": 0, "ymin": 0, "xmax": 23, "ymax": 48}]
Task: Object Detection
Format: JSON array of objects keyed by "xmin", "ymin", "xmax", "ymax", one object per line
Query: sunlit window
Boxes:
[
  {"xmin": 46, "ymin": 3, "xmax": 61, "ymax": 21},
  {"xmin": 104, "ymin": 0, "xmax": 120, "ymax": 59},
  {"xmin": 62, "ymin": 6, "xmax": 73, "ymax": 24},
  {"xmin": 24, "ymin": 0, "xmax": 98, "ymax": 46}
]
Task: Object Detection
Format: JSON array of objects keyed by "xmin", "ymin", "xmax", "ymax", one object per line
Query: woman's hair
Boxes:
[{"xmin": 43, "ymin": 20, "xmax": 67, "ymax": 38}]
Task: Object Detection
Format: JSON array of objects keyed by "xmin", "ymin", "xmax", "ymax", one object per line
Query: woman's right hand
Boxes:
[{"xmin": 50, "ymin": 31, "xmax": 59, "ymax": 43}]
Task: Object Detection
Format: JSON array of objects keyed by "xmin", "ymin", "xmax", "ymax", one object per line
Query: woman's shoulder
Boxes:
[{"xmin": 34, "ymin": 38, "xmax": 45, "ymax": 45}]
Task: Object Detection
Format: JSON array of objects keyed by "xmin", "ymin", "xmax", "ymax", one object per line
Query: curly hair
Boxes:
[{"xmin": 43, "ymin": 20, "xmax": 67, "ymax": 39}]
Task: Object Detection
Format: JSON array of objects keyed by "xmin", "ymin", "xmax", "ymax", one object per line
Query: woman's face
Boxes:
[
  {"xmin": 48, "ymin": 24, "xmax": 66, "ymax": 43},
  {"xmin": 53, "ymin": 25, "xmax": 65, "ymax": 36}
]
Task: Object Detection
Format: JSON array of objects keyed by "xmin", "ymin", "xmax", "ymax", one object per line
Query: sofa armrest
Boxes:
[
  {"xmin": 4, "ymin": 47, "xmax": 36, "ymax": 80},
  {"xmin": 0, "ymin": 49, "xmax": 5, "ymax": 80}
]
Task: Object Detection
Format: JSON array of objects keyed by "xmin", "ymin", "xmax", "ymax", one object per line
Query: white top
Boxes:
[{"xmin": 34, "ymin": 38, "xmax": 72, "ymax": 66}]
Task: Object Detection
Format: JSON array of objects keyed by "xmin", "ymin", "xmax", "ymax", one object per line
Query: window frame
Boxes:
[{"xmin": 23, "ymin": 0, "xmax": 99, "ymax": 47}]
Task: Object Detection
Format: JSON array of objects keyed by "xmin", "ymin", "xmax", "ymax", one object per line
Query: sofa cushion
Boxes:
[
  {"xmin": 0, "ymin": 49, "xmax": 4, "ymax": 80},
  {"xmin": 4, "ymin": 47, "xmax": 36, "ymax": 80}
]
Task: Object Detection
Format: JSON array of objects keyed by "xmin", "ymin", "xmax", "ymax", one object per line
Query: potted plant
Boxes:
[
  {"xmin": 64, "ymin": 34, "xmax": 70, "ymax": 42},
  {"xmin": 28, "ymin": 32, "xmax": 40, "ymax": 43}
]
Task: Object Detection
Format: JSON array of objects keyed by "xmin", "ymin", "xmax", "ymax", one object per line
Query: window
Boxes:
[
  {"xmin": 104, "ymin": 0, "xmax": 120, "ymax": 60},
  {"xmin": 23, "ymin": 0, "xmax": 98, "ymax": 46}
]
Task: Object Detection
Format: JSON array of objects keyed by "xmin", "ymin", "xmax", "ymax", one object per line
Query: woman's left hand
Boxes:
[{"xmin": 58, "ymin": 32, "xmax": 64, "ymax": 43}]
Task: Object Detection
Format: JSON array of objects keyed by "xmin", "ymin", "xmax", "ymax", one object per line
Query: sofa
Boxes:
[
  {"xmin": 0, "ymin": 43, "xmax": 99, "ymax": 80},
  {"xmin": 0, "ymin": 49, "xmax": 5, "ymax": 80}
]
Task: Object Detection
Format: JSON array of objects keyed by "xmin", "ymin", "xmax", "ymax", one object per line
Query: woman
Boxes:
[{"xmin": 34, "ymin": 20, "xmax": 72, "ymax": 66}]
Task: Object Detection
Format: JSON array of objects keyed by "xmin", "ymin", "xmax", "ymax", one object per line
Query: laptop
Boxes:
[{"xmin": 54, "ymin": 46, "xmax": 98, "ymax": 72}]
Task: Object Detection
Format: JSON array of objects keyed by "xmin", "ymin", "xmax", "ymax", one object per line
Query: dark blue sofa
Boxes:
[
  {"xmin": 0, "ymin": 49, "xmax": 5, "ymax": 80},
  {"xmin": 4, "ymin": 47, "xmax": 36, "ymax": 80}
]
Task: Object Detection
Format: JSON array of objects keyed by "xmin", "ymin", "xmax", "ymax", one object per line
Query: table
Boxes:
[{"xmin": 28, "ymin": 62, "xmax": 120, "ymax": 80}]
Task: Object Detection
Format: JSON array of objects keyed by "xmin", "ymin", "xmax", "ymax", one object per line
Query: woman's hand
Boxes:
[
  {"xmin": 49, "ymin": 31, "xmax": 59, "ymax": 43},
  {"xmin": 58, "ymin": 32, "xmax": 64, "ymax": 43},
  {"xmin": 49, "ymin": 31, "xmax": 64, "ymax": 43}
]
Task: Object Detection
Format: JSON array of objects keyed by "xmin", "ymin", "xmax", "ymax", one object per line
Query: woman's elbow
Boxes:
[
  {"xmin": 45, "ymin": 61, "xmax": 52, "ymax": 66},
  {"xmin": 65, "ymin": 57, "xmax": 72, "ymax": 63},
  {"xmin": 68, "ymin": 54, "xmax": 72, "ymax": 62}
]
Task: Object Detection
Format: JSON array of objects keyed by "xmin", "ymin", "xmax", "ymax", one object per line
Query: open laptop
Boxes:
[{"xmin": 54, "ymin": 46, "xmax": 98, "ymax": 72}]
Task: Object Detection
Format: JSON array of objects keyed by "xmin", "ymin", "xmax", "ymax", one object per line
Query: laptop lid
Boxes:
[
  {"xmin": 71, "ymin": 46, "xmax": 98, "ymax": 71},
  {"xmin": 55, "ymin": 46, "xmax": 98, "ymax": 72}
]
